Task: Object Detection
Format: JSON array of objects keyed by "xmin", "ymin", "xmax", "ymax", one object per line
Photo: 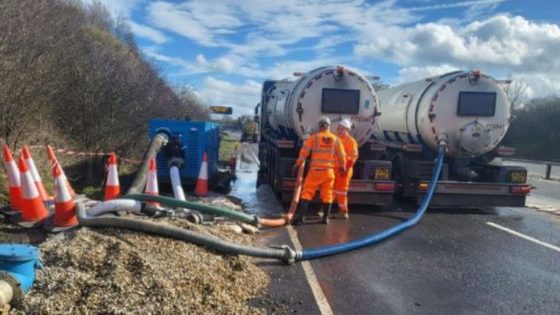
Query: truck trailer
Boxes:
[
  {"xmin": 256, "ymin": 65, "xmax": 395, "ymax": 205},
  {"xmin": 372, "ymin": 70, "xmax": 530, "ymax": 207}
]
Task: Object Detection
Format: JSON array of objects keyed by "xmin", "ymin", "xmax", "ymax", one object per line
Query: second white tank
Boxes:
[{"xmin": 373, "ymin": 70, "xmax": 511, "ymax": 158}]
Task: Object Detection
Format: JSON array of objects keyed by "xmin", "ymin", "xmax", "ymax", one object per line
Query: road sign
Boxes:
[{"xmin": 209, "ymin": 106, "xmax": 233, "ymax": 115}]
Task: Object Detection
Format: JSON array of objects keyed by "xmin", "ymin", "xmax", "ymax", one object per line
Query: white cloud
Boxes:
[
  {"xmin": 356, "ymin": 15, "xmax": 560, "ymax": 71},
  {"xmin": 139, "ymin": 1, "xmax": 559, "ymax": 96},
  {"xmin": 147, "ymin": 1, "xmax": 241, "ymax": 47},
  {"xmin": 408, "ymin": 0, "xmax": 507, "ymax": 12},
  {"xmin": 396, "ymin": 65, "xmax": 460, "ymax": 83},
  {"xmin": 127, "ymin": 21, "xmax": 170, "ymax": 44},
  {"xmin": 196, "ymin": 77, "xmax": 262, "ymax": 116},
  {"xmin": 355, "ymin": 15, "xmax": 560, "ymax": 96},
  {"xmin": 80, "ymin": 0, "xmax": 142, "ymax": 18}
]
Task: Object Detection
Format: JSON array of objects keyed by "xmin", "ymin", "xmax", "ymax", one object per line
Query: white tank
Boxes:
[
  {"xmin": 265, "ymin": 65, "xmax": 379, "ymax": 147},
  {"xmin": 373, "ymin": 70, "xmax": 511, "ymax": 158}
]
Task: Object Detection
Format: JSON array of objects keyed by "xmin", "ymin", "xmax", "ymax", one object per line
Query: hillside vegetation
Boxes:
[
  {"xmin": 503, "ymin": 97, "xmax": 560, "ymax": 162},
  {"xmin": 0, "ymin": 0, "xmax": 208, "ymax": 155}
]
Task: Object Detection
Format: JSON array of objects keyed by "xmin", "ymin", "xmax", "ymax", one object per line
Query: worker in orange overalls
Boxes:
[
  {"xmin": 333, "ymin": 118, "xmax": 358, "ymax": 219},
  {"xmin": 292, "ymin": 116, "xmax": 346, "ymax": 225}
]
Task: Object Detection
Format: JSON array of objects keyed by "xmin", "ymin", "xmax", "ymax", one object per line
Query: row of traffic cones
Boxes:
[
  {"xmin": 2, "ymin": 144, "xmax": 79, "ymax": 228},
  {"xmin": 2, "ymin": 144, "xmax": 209, "ymax": 227}
]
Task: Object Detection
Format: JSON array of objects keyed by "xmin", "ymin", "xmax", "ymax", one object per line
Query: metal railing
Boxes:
[{"xmin": 504, "ymin": 158, "xmax": 560, "ymax": 180}]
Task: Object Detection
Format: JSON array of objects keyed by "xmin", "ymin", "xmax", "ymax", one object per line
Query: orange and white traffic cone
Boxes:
[
  {"xmin": 46, "ymin": 145, "xmax": 76, "ymax": 198},
  {"xmin": 22, "ymin": 146, "xmax": 51, "ymax": 203},
  {"xmin": 195, "ymin": 152, "xmax": 208, "ymax": 197},
  {"xmin": 2, "ymin": 144, "xmax": 23, "ymax": 212},
  {"xmin": 18, "ymin": 156, "xmax": 49, "ymax": 224},
  {"xmin": 104, "ymin": 152, "xmax": 120, "ymax": 200},
  {"xmin": 144, "ymin": 158, "xmax": 160, "ymax": 207},
  {"xmin": 52, "ymin": 161, "xmax": 78, "ymax": 228}
]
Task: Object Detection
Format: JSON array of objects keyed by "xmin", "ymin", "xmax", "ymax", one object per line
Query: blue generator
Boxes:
[{"xmin": 149, "ymin": 119, "xmax": 220, "ymax": 186}]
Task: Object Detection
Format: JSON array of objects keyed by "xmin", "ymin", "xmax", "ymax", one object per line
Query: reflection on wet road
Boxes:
[{"xmin": 232, "ymin": 143, "xmax": 560, "ymax": 315}]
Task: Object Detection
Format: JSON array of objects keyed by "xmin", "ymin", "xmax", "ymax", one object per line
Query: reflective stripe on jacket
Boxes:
[{"xmin": 296, "ymin": 130, "xmax": 345, "ymax": 169}]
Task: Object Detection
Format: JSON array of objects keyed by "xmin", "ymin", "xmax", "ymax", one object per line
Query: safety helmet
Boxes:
[
  {"xmin": 339, "ymin": 118, "xmax": 352, "ymax": 130},
  {"xmin": 318, "ymin": 116, "xmax": 331, "ymax": 125}
]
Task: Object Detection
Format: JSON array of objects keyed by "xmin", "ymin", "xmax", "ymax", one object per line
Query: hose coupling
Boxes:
[
  {"xmin": 252, "ymin": 215, "xmax": 261, "ymax": 228},
  {"xmin": 269, "ymin": 245, "xmax": 297, "ymax": 264},
  {"xmin": 437, "ymin": 132, "xmax": 448, "ymax": 147}
]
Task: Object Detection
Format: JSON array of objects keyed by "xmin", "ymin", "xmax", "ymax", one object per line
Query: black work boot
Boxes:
[
  {"xmin": 322, "ymin": 203, "xmax": 332, "ymax": 224},
  {"xmin": 292, "ymin": 200, "xmax": 310, "ymax": 225}
]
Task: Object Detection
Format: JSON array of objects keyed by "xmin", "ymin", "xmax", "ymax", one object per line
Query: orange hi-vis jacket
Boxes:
[
  {"xmin": 334, "ymin": 133, "xmax": 359, "ymax": 209},
  {"xmin": 296, "ymin": 130, "xmax": 346, "ymax": 169},
  {"xmin": 338, "ymin": 133, "xmax": 358, "ymax": 169}
]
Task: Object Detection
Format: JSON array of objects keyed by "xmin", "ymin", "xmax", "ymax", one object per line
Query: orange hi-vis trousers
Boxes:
[
  {"xmin": 300, "ymin": 168, "xmax": 335, "ymax": 203},
  {"xmin": 334, "ymin": 168, "xmax": 353, "ymax": 212}
]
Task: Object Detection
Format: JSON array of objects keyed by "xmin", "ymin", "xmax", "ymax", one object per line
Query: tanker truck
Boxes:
[
  {"xmin": 372, "ymin": 70, "xmax": 530, "ymax": 206},
  {"xmin": 256, "ymin": 65, "xmax": 395, "ymax": 205}
]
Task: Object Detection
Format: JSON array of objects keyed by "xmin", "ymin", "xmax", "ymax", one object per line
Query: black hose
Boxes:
[
  {"xmin": 75, "ymin": 202, "xmax": 296, "ymax": 263},
  {"xmin": 126, "ymin": 132, "xmax": 168, "ymax": 195}
]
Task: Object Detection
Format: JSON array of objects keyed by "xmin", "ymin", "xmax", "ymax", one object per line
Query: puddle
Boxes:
[{"xmin": 230, "ymin": 143, "xmax": 284, "ymax": 218}]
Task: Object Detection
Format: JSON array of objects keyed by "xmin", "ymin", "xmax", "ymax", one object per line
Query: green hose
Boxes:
[{"xmin": 122, "ymin": 194, "xmax": 259, "ymax": 226}]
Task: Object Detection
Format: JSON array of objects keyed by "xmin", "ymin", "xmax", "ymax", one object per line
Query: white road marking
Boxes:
[
  {"xmin": 486, "ymin": 222, "xmax": 560, "ymax": 253},
  {"xmin": 287, "ymin": 225, "xmax": 334, "ymax": 315}
]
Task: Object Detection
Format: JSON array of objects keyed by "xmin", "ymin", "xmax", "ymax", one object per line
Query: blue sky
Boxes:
[{"xmin": 83, "ymin": 0, "xmax": 560, "ymax": 116}]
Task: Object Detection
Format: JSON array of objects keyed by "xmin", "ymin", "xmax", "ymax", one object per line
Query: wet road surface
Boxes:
[{"xmin": 232, "ymin": 144, "xmax": 560, "ymax": 315}]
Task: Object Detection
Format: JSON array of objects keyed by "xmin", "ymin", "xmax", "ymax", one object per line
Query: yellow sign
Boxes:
[
  {"xmin": 510, "ymin": 171, "xmax": 526, "ymax": 183},
  {"xmin": 374, "ymin": 167, "xmax": 390, "ymax": 180},
  {"xmin": 209, "ymin": 106, "xmax": 233, "ymax": 114}
]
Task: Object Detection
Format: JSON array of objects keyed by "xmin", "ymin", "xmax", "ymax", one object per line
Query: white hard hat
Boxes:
[
  {"xmin": 339, "ymin": 118, "xmax": 352, "ymax": 130},
  {"xmin": 318, "ymin": 116, "xmax": 331, "ymax": 125}
]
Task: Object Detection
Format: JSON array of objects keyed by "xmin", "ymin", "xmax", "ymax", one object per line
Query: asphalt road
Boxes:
[{"xmin": 233, "ymin": 144, "xmax": 560, "ymax": 314}]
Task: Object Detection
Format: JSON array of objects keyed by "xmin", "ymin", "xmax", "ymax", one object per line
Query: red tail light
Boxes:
[
  {"xmin": 374, "ymin": 182, "xmax": 395, "ymax": 192},
  {"xmin": 511, "ymin": 185, "xmax": 531, "ymax": 195}
]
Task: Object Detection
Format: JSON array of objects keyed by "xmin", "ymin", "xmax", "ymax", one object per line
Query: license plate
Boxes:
[
  {"xmin": 510, "ymin": 171, "xmax": 526, "ymax": 183},
  {"xmin": 374, "ymin": 167, "xmax": 390, "ymax": 180}
]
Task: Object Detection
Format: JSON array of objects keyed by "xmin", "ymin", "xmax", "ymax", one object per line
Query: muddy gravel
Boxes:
[{"xmin": 6, "ymin": 217, "xmax": 274, "ymax": 315}]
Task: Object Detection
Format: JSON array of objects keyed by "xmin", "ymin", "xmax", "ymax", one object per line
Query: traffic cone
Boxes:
[
  {"xmin": 195, "ymin": 152, "xmax": 208, "ymax": 197},
  {"xmin": 2, "ymin": 144, "xmax": 23, "ymax": 212},
  {"xmin": 144, "ymin": 158, "xmax": 160, "ymax": 207},
  {"xmin": 104, "ymin": 152, "xmax": 120, "ymax": 200},
  {"xmin": 52, "ymin": 161, "xmax": 78, "ymax": 228},
  {"xmin": 46, "ymin": 145, "xmax": 76, "ymax": 198},
  {"xmin": 18, "ymin": 156, "xmax": 49, "ymax": 223},
  {"xmin": 22, "ymin": 146, "xmax": 51, "ymax": 203}
]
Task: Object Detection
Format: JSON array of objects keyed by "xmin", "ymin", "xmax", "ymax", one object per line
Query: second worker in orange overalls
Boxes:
[
  {"xmin": 292, "ymin": 116, "xmax": 346, "ymax": 224},
  {"xmin": 333, "ymin": 118, "xmax": 358, "ymax": 219}
]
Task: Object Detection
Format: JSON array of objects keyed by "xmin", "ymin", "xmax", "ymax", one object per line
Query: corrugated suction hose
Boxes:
[{"xmin": 75, "ymin": 202, "xmax": 297, "ymax": 263}]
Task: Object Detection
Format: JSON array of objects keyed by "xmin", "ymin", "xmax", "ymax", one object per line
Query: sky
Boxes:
[{"xmin": 81, "ymin": 0, "xmax": 560, "ymax": 116}]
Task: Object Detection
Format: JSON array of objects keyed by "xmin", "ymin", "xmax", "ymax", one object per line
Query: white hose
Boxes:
[
  {"xmin": 87, "ymin": 199, "xmax": 143, "ymax": 217},
  {"xmin": 0, "ymin": 280, "xmax": 13, "ymax": 305},
  {"xmin": 170, "ymin": 166, "xmax": 186, "ymax": 201}
]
